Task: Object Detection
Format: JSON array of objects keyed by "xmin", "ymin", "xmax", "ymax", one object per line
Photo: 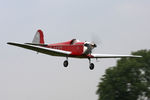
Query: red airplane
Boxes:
[{"xmin": 7, "ymin": 30, "xmax": 141, "ymax": 70}]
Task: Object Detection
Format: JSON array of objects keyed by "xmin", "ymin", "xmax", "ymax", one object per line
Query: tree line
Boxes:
[{"xmin": 96, "ymin": 50, "xmax": 150, "ymax": 100}]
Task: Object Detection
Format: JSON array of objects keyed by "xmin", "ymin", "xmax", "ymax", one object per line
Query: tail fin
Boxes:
[{"xmin": 32, "ymin": 29, "xmax": 45, "ymax": 44}]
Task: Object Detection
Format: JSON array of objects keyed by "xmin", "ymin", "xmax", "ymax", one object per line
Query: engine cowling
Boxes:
[{"xmin": 83, "ymin": 42, "xmax": 97, "ymax": 54}]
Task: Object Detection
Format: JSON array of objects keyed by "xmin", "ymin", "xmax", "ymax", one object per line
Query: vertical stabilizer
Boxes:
[{"xmin": 32, "ymin": 30, "xmax": 45, "ymax": 44}]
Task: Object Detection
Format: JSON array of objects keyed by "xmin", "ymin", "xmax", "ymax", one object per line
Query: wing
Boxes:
[
  {"xmin": 90, "ymin": 53, "xmax": 142, "ymax": 58},
  {"xmin": 7, "ymin": 42, "xmax": 71, "ymax": 57}
]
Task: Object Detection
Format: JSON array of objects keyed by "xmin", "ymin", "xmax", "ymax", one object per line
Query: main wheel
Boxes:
[
  {"xmin": 89, "ymin": 63, "xmax": 94, "ymax": 70},
  {"xmin": 63, "ymin": 60, "xmax": 68, "ymax": 67}
]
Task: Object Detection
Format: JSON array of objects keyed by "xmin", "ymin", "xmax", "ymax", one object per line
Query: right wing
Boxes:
[
  {"xmin": 90, "ymin": 54, "xmax": 142, "ymax": 58},
  {"xmin": 7, "ymin": 42, "xmax": 71, "ymax": 57}
]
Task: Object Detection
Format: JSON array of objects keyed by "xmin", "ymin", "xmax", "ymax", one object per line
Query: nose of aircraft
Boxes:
[
  {"xmin": 91, "ymin": 43, "xmax": 97, "ymax": 48},
  {"xmin": 84, "ymin": 42, "xmax": 97, "ymax": 48}
]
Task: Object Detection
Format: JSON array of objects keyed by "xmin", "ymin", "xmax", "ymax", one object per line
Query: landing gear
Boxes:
[
  {"xmin": 63, "ymin": 57, "xmax": 68, "ymax": 67},
  {"xmin": 63, "ymin": 60, "xmax": 68, "ymax": 67},
  {"xmin": 63, "ymin": 57, "xmax": 95, "ymax": 70},
  {"xmin": 89, "ymin": 63, "xmax": 94, "ymax": 70},
  {"xmin": 88, "ymin": 58, "xmax": 95, "ymax": 70}
]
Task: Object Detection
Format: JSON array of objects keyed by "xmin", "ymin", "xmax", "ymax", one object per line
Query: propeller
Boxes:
[
  {"xmin": 84, "ymin": 33, "xmax": 102, "ymax": 54},
  {"xmin": 91, "ymin": 33, "xmax": 102, "ymax": 47},
  {"xmin": 90, "ymin": 33, "xmax": 102, "ymax": 53}
]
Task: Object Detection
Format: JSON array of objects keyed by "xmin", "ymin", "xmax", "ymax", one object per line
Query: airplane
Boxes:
[{"xmin": 7, "ymin": 29, "xmax": 141, "ymax": 70}]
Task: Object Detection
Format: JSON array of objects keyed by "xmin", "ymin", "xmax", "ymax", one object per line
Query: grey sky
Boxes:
[{"xmin": 1, "ymin": 0, "xmax": 150, "ymax": 100}]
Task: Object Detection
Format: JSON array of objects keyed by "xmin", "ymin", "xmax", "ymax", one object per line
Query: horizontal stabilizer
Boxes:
[{"xmin": 25, "ymin": 43, "xmax": 48, "ymax": 46}]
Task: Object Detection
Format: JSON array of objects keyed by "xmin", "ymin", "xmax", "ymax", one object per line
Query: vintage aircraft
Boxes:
[{"xmin": 7, "ymin": 30, "xmax": 141, "ymax": 70}]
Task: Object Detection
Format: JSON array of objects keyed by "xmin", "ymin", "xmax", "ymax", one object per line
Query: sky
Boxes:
[{"xmin": 0, "ymin": 0, "xmax": 150, "ymax": 100}]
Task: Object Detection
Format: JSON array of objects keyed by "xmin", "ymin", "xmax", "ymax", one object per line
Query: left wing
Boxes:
[
  {"xmin": 90, "ymin": 53, "xmax": 142, "ymax": 58},
  {"xmin": 7, "ymin": 42, "xmax": 71, "ymax": 57}
]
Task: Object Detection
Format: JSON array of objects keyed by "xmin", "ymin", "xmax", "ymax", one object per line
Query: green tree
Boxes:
[{"xmin": 96, "ymin": 50, "xmax": 150, "ymax": 100}]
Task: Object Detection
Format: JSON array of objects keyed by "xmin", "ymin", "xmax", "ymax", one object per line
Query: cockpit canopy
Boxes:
[{"xmin": 70, "ymin": 39, "xmax": 80, "ymax": 45}]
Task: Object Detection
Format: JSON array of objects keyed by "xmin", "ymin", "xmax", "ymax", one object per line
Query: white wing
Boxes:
[
  {"xmin": 91, "ymin": 54, "xmax": 142, "ymax": 58},
  {"xmin": 7, "ymin": 42, "xmax": 71, "ymax": 57}
]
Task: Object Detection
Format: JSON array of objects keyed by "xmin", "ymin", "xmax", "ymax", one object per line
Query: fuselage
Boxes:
[
  {"xmin": 7, "ymin": 29, "xmax": 141, "ymax": 70},
  {"xmin": 47, "ymin": 40, "xmax": 85, "ymax": 56}
]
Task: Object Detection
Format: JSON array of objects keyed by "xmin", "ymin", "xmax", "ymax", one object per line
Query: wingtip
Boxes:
[
  {"xmin": 137, "ymin": 56, "xmax": 142, "ymax": 58},
  {"xmin": 7, "ymin": 42, "xmax": 12, "ymax": 45},
  {"xmin": 7, "ymin": 42, "xmax": 19, "ymax": 46},
  {"xmin": 132, "ymin": 55, "xmax": 142, "ymax": 58}
]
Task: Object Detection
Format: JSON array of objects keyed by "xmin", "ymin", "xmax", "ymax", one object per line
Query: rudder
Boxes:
[{"xmin": 32, "ymin": 29, "xmax": 45, "ymax": 44}]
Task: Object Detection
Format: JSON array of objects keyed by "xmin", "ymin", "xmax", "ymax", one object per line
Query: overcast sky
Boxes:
[{"xmin": 1, "ymin": 0, "xmax": 150, "ymax": 100}]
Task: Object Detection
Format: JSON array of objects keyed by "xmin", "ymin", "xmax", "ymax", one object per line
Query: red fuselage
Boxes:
[{"xmin": 47, "ymin": 40, "xmax": 85, "ymax": 56}]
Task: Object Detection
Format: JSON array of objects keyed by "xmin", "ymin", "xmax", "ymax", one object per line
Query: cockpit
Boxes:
[{"xmin": 70, "ymin": 39, "xmax": 80, "ymax": 45}]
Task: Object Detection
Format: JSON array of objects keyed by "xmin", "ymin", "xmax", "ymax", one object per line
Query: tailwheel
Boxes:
[
  {"xmin": 63, "ymin": 60, "xmax": 68, "ymax": 67},
  {"xmin": 89, "ymin": 63, "xmax": 94, "ymax": 70}
]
